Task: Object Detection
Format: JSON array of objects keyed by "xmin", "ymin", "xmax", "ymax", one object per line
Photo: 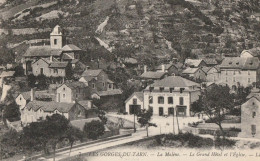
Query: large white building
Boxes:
[
  {"xmin": 219, "ymin": 57, "xmax": 259, "ymax": 89},
  {"xmin": 125, "ymin": 76, "xmax": 201, "ymax": 116}
]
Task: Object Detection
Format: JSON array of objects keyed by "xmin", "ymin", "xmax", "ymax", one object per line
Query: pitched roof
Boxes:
[
  {"xmin": 156, "ymin": 64, "xmax": 173, "ymax": 70},
  {"xmin": 149, "ymin": 76, "xmax": 199, "ymax": 88},
  {"xmin": 82, "ymin": 69, "xmax": 103, "ymax": 77},
  {"xmin": 246, "ymin": 88, "xmax": 260, "ymax": 99},
  {"xmin": 95, "ymin": 89, "xmax": 122, "ymax": 96},
  {"xmin": 184, "ymin": 59, "xmax": 204, "ymax": 67},
  {"xmin": 140, "ymin": 71, "xmax": 166, "ymax": 79},
  {"xmin": 182, "ymin": 68, "xmax": 200, "ymax": 74},
  {"xmin": 125, "ymin": 92, "xmax": 144, "ymax": 103},
  {"xmin": 19, "ymin": 91, "xmax": 55, "ymax": 101},
  {"xmin": 26, "ymin": 101, "xmax": 75, "ymax": 113},
  {"xmin": 0, "ymin": 71, "xmax": 15, "ymax": 77},
  {"xmin": 203, "ymin": 58, "xmax": 218, "ymax": 65},
  {"xmin": 49, "ymin": 62, "xmax": 69, "ymax": 68},
  {"xmin": 107, "ymin": 79, "xmax": 114, "ymax": 84},
  {"xmin": 174, "ymin": 62, "xmax": 184, "ymax": 69},
  {"xmin": 81, "ymin": 76, "xmax": 95, "ymax": 82},
  {"xmin": 220, "ymin": 57, "xmax": 259, "ymax": 70},
  {"xmin": 62, "ymin": 44, "xmax": 82, "ymax": 51},
  {"xmin": 63, "ymin": 81, "xmax": 87, "ymax": 89},
  {"xmin": 62, "ymin": 52, "xmax": 75, "ymax": 60},
  {"xmin": 24, "ymin": 46, "xmax": 62, "ymax": 57}
]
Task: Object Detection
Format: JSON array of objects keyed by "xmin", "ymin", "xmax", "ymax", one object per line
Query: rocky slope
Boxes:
[{"xmin": 0, "ymin": 0, "xmax": 260, "ymax": 63}]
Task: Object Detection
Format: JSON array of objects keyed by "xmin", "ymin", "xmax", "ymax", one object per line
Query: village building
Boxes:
[
  {"xmin": 240, "ymin": 92, "xmax": 260, "ymax": 139},
  {"xmin": 156, "ymin": 64, "xmax": 179, "ymax": 76},
  {"xmin": 182, "ymin": 67, "xmax": 206, "ymax": 81},
  {"xmin": 15, "ymin": 89, "xmax": 55, "ymax": 110},
  {"xmin": 219, "ymin": 57, "xmax": 259, "ymax": 89},
  {"xmin": 125, "ymin": 92, "xmax": 144, "ymax": 114},
  {"xmin": 31, "ymin": 57, "xmax": 69, "ymax": 77},
  {"xmin": 202, "ymin": 66, "xmax": 220, "ymax": 83},
  {"xmin": 240, "ymin": 48, "xmax": 260, "ymax": 59},
  {"xmin": 56, "ymin": 81, "xmax": 90, "ymax": 103},
  {"xmin": 138, "ymin": 76, "xmax": 201, "ymax": 116},
  {"xmin": 184, "ymin": 59, "xmax": 206, "ymax": 68},
  {"xmin": 23, "ymin": 25, "xmax": 84, "ymax": 75}
]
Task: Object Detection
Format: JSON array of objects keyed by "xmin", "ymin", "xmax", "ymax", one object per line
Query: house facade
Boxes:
[
  {"xmin": 204, "ymin": 66, "xmax": 220, "ymax": 83},
  {"xmin": 240, "ymin": 96, "xmax": 260, "ymax": 139},
  {"xmin": 125, "ymin": 92, "xmax": 144, "ymax": 114},
  {"xmin": 182, "ymin": 68, "xmax": 206, "ymax": 81},
  {"xmin": 56, "ymin": 81, "xmax": 89, "ymax": 103},
  {"xmin": 219, "ymin": 57, "xmax": 259, "ymax": 89},
  {"xmin": 156, "ymin": 64, "xmax": 178, "ymax": 76},
  {"xmin": 142, "ymin": 76, "xmax": 201, "ymax": 116}
]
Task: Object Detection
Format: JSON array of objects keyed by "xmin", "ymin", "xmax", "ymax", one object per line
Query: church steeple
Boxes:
[{"xmin": 50, "ymin": 25, "xmax": 63, "ymax": 49}]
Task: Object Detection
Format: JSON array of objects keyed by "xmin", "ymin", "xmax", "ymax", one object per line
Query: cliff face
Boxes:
[{"xmin": 1, "ymin": 0, "xmax": 260, "ymax": 61}]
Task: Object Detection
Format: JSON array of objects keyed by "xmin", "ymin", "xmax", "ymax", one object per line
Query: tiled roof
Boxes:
[
  {"xmin": 174, "ymin": 62, "xmax": 184, "ymax": 69},
  {"xmin": 140, "ymin": 71, "xmax": 166, "ymax": 79},
  {"xmin": 95, "ymin": 89, "xmax": 122, "ymax": 96},
  {"xmin": 82, "ymin": 69, "xmax": 103, "ymax": 77},
  {"xmin": 0, "ymin": 71, "xmax": 15, "ymax": 77},
  {"xmin": 125, "ymin": 92, "xmax": 144, "ymax": 103},
  {"xmin": 26, "ymin": 101, "xmax": 75, "ymax": 113},
  {"xmin": 81, "ymin": 76, "xmax": 95, "ymax": 82},
  {"xmin": 149, "ymin": 76, "xmax": 199, "ymax": 88},
  {"xmin": 203, "ymin": 58, "xmax": 218, "ymax": 65},
  {"xmin": 182, "ymin": 68, "xmax": 199, "ymax": 74},
  {"xmin": 24, "ymin": 46, "xmax": 62, "ymax": 57},
  {"xmin": 220, "ymin": 57, "xmax": 259, "ymax": 70},
  {"xmin": 247, "ymin": 48, "xmax": 260, "ymax": 57},
  {"xmin": 64, "ymin": 81, "xmax": 87, "ymax": 90},
  {"xmin": 49, "ymin": 62, "xmax": 68, "ymax": 68},
  {"xmin": 62, "ymin": 44, "xmax": 82, "ymax": 51},
  {"xmin": 184, "ymin": 59, "xmax": 204, "ymax": 67},
  {"xmin": 156, "ymin": 64, "xmax": 173, "ymax": 70}
]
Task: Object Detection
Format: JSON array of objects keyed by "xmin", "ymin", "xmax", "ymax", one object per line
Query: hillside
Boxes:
[{"xmin": 0, "ymin": 0, "xmax": 260, "ymax": 64}]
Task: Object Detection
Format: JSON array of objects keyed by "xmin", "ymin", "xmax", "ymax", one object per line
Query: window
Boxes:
[
  {"xmin": 76, "ymin": 94, "xmax": 78, "ymax": 98},
  {"xmin": 180, "ymin": 88, "xmax": 185, "ymax": 93},
  {"xmin": 168, "ymin": 97, "xmax": 173, "ymax": 104},
  {"xmin": 54, "ymin": 69, "xmax": 58, "ymax": 73},
  {"xmin": 160, "ymin": 87, "xmax": 164, "ymax": 92},
  {"xmin": 233, "ymin": 77, "xmax": 236, "ymax": 82},
  {"xmin": 248, "ymin": 71, "xmax": 250, "ymax": 75},
  {"xmin": 226, "ymin": 77, "xmax": 228, "ymax": 82},
  {"xmin": 54, "ymin": 39, "xmax": 57, "ymax": 45},
  {"xmin": 149, "ymin": 87, "xmax": 154, "ymax": 92},
  {"xmin": 133, "ymin": 98, "xmax": 137, "ymax": 105},
  {"xmin": 179, "ymin": 97, "xmax": 184, "ymax": 105},
  {"xmin": 233, "ymin": 71, "xmax": 235, "ymax": 75},
  {"xmin": 251, "ymin": 125, "xmax": 256, "ymax": 136},
  {"xmin": 63, "ymin": 88, "xmax": 66, "ymax": 91},
  {"xmin": 248, "ymin": 78, "xmax": 251, "ymax": 83},
  {"xmin": 92, "ymin": 83, "xmax": 95, "ymax": 89},
  {"xmin": 149, "ymin": 106, "xmax": 153, "ymax": 113},
  {"xmin": 149, "ymin": 96, "xmax": 153, "ymax": 104},
  {"xmin": 158, "ymin": 96, "xmax": 164, "ymax": 104},
  {"xmin": 109, "ymin": 84, "xmax": 112, "ymax": 89},
  {"xmin": 252, "ymin": 112, "xmax": 256, "ymax": 118},
  {"xmin": 170, "ymin": 88, "xmax": 174, "ymax": 93},
  {"xmin": 226, "ymin": 71, "xmax": 228, "ymax": 75},
  {"xmin": 63, "ymin": 94, "xmax": 66, "ymax": 98},
  {"xmin": 103, "ymin": 82, "xmax": 105, "ymax": 87}
]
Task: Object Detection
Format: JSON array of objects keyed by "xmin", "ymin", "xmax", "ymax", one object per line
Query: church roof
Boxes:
[{"xmin": 24, "ymin": 46, "xmax": 62, "ymax": 57}]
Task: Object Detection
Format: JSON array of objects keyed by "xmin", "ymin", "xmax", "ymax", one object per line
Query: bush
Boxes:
[{"xmin": 215, "ymin": 136, "xmax": 236, "ymax": 149}]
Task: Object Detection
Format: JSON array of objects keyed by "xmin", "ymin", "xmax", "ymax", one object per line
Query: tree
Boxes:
[
  {"xmin": 3, "ymin": 102, "xmax": 20, "ymax": 121},
  {"xmin": 64, "ymin": 126, "xmax": 84, "ymax": 157},
  {"xmin": 27, "ymin": 74, "xmax": 36, "ymax": 88},
  {"xmin": 84, "ymin": 120, "xmax": 105, "ymax": 140},
  {"xmin": 200, "ymin": 85, "xmax": 234, "ymax": 139},
  {"xmin": 137, "ymin": 108, "xmax": 156, "ymax": 137}
]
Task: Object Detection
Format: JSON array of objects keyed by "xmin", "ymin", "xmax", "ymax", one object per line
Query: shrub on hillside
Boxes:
[{"xmin": 215, "ymin": 136, "xmax": 236, "ymax": 149}]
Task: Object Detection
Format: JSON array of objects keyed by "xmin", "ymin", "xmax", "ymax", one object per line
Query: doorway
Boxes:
[{"xmin": 159, "ymin": 107, "xmax": 164, "ymax": 116}]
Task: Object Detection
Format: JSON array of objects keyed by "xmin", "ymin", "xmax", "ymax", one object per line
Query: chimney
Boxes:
[
  {"xmin": 161, "ymin": 64, "xmax": 165, "ymax": 72},
  {"xmin": 144, "ymin": 65, "xmax": 147, "ymax": 73},
  {"xmin": 30, "ymin": 88, "xmax": 35, "ymax": 102}
]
